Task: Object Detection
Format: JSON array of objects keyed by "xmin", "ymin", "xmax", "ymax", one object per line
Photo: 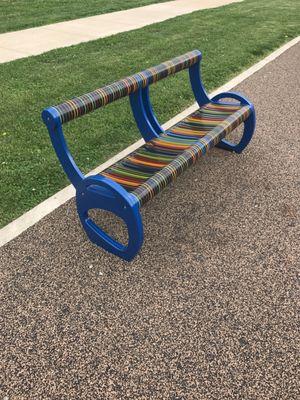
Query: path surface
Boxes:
[
  {"xmin": 1, "ymin": 43, "xmax": 299, "ymax": 398},
  {"xmin": 0, "ymin": 0, "xmax": 241, "ymax": 63}
]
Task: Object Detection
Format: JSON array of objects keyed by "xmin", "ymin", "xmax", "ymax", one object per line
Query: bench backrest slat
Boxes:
[{"xmin": 51, "ymin": 50, "xmax": 201, "ymax": 124}]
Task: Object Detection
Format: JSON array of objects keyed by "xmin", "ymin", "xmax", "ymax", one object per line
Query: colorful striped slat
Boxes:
[
  {"xmin": 101, "ymin": 102, "xmax": 251, "ymax": 207},
  {"xmin": 51, "ymin": 50, "xmax": 201, "ymax": 124}
]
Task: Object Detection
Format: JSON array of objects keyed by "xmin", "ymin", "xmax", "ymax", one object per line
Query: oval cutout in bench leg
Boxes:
[
  {"xmin": 211, "ymin": 92, "xmax": 256, "ymax": 153},
  {"xmin": 76, "ymin": 176, "xmax": 143, "ymax": 261}
]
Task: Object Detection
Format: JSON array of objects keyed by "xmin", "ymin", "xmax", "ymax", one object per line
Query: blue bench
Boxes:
[{"xmin": 42, "ymin": 50, "xmax": 256, "ymax": 261}]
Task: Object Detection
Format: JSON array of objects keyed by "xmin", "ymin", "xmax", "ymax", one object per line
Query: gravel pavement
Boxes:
[{"xmin": 0, "ymin": 43, "xmax": 299, "ymax": 399}]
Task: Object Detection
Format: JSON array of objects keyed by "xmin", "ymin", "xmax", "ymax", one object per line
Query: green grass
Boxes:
[
  {"xmin": 0, "ymin": 0, "xmax": 171, "ymax": 33},
  {"xmin": 0, "ymin": 0, "xmax": 299, "ymax": 228}
]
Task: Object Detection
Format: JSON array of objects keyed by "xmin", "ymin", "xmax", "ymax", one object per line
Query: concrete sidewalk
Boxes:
[
  {"xmin": 0, "ymin": 0, "xmax": 241, "ymax": 63},
  {"xmin": 1, "ymin": 43, "xmax": 299, "ymax": 398}
]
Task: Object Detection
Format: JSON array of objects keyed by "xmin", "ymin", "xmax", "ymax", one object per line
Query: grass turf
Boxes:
[
  {"xmin": 0, "ymin": 0, "xmax": 299, "ymax": 228},
  {"xmin": 0, "ymin": 0, "xmax": 171, "ymax": 34}
]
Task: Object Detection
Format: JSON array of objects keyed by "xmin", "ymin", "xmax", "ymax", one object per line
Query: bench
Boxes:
[{"xmin": 42, "ymin": 50, "xmax": 256, "ymax": 261}]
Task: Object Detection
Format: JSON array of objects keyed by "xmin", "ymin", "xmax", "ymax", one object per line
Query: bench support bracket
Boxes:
[
  {"xmin": 129, "ymin": 87, "xmax": 162, "ymax": 141},
  {"xmin": 189, "ymin": 61, "xmax": 211, "ymax": 107},
  {"xmin": 42, "ymin": 107, "xmax": 84, "ymax": 187},
  {"xmin": 211, "ymin": 92, "xmax": 256, "ymax": 153},
  {"xmin": 76, "ymin": 175, "xmax": 143, "ymax": 261}
]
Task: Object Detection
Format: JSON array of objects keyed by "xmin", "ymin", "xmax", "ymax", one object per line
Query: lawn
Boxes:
[
  {"xmin": 0, "ymin": 0, "xmax": 299, "ymax": 228},
  {"xmin": 0, "ymin": 0, "xmax": 171, "ymax": 33}
]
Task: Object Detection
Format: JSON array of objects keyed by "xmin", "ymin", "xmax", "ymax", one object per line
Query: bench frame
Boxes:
[{"xmin": 42, "ymin": 50, "xmax": 255, "ymax": 261}]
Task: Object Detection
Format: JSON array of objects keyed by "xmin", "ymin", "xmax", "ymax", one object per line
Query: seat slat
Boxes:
[{"xmin": 101, "ymin": 102, "xmax": 251, "ymax": 206}]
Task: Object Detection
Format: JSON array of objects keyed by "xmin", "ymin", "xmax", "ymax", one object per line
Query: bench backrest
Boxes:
[{"xmin": 51, "ymin": 50, "xmax": 201, "ymax": 124}]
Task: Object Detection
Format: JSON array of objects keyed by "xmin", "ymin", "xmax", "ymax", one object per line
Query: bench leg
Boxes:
[
  {"xmin": 211, "ymin": 92, "xmax": 256, "ymax": 154},
  {"xmin": 76, "ymin": 175, "xmax": 143, "ymax": 261},
  {"xmin": 217, "ymin": 109, "xmax": 256, "ymax": 154}
]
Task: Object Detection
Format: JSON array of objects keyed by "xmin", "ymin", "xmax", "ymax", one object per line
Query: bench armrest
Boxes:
[{"xmin": 211, "ymin": 91, "xmax": 252, "ymax": 106}]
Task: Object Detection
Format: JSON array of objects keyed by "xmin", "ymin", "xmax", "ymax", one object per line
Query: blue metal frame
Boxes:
[
  {"xmin": 129, "ymin": 86, "xmax": 163, "ymax": 141},
  {"xmin": 42, "ymin": 50, "xmax": 256, "ymax": 261},
  {"xmin": 189, "ymin": 60, "xmax": 211, "ymax": 107},
  {"xmin": 42, "ymin": 106, "xmax": 143, "ymax": 261},
  {"xmin": 76, "ymin": 175, "xmax": 143, "ymax": 261},
  {"xmin": 211, "ymin": 92, "xmax": 256, "ymax": 153},
  {"xmin": 141, "ymin": 86, "xmax": 164, "ymax": 135},
  {"xmin": 42, "ymin": 107, "xmax": 84, "ymax": 187}
]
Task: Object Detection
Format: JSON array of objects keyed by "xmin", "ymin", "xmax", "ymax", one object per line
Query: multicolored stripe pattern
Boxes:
[
  {"xmin": 101, "ymin": 102, "xmax": 251, "ymax": 207},
  {"xmin": 51, "ymin": 50, "xmax": 201, "ymax": 124}
]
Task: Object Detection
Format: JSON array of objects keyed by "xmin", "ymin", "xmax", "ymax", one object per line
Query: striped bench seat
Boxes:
[
  {"xmin": 101, "ymin": 102, "xmax": 251, "ymax": 207},
  {"xmin": 42, "ymin": 49, "xmax": 255, "ymax": 261}
]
